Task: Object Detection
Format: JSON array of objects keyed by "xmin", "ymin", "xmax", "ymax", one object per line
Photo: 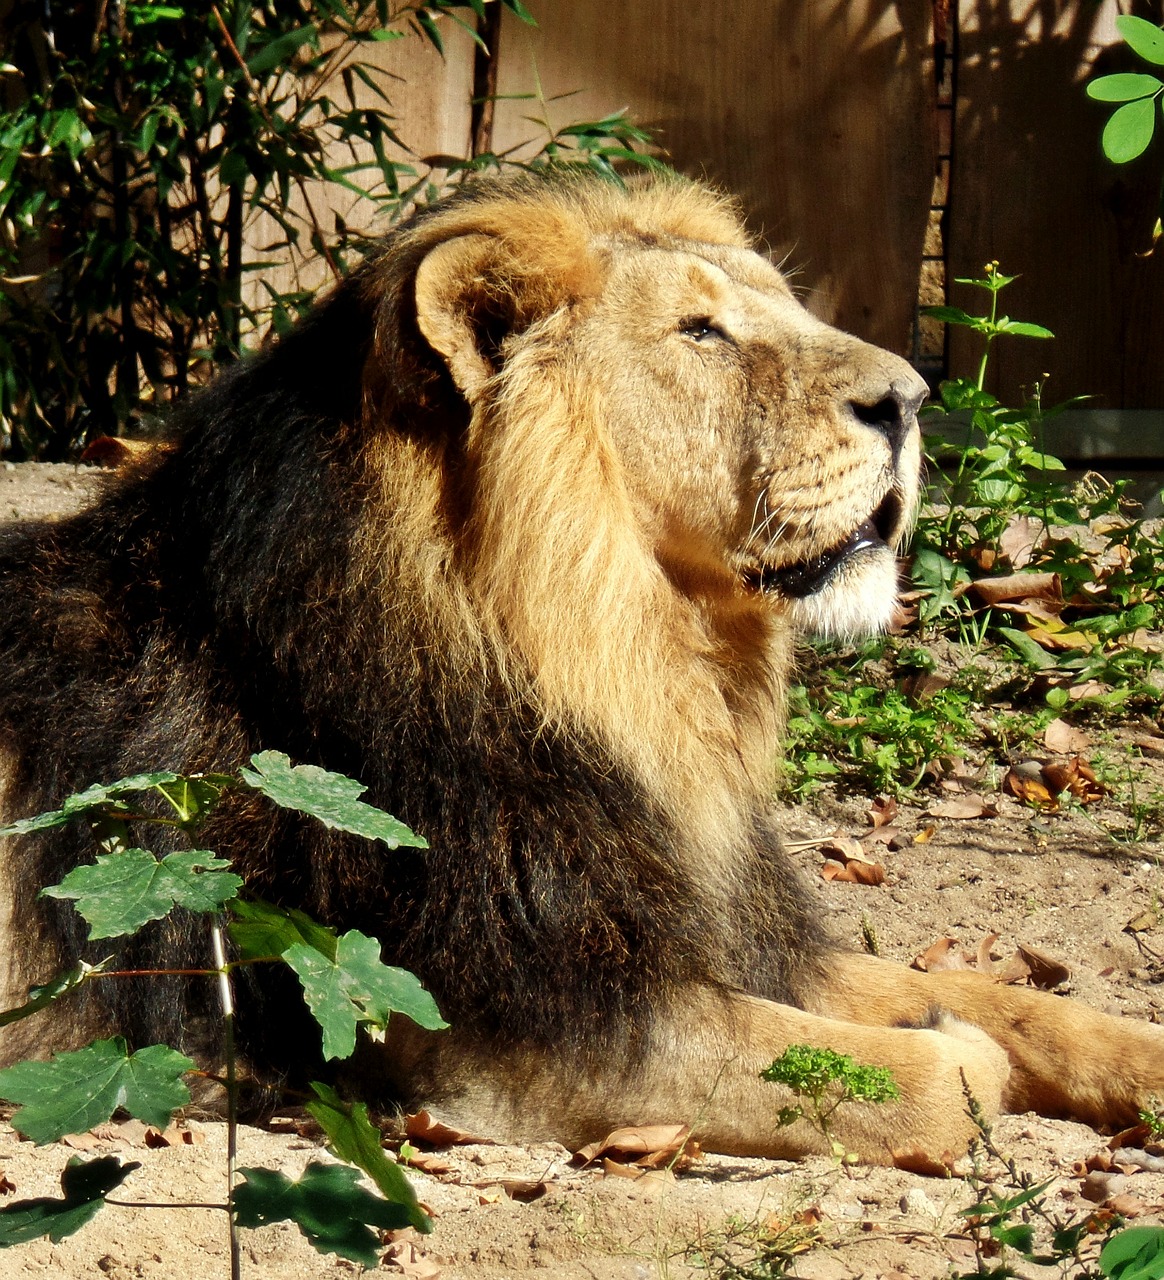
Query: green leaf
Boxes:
[
  {"xmin": 246, "ymin": 24, "xmax": 319, "ymax": 75},
  {"xmin": 306, "ymin": 1082, "xmax": 431, "ymax": 1232},
  {"xmin": 0, "ymin": 772, "xmax": 181, "ymax": 837},
  {"xmin": 997, "ymin": 319, "xmax": 1054, "ymax": 339},
  {"xmin": 1103, "ymin": 98, "xmax": 1157, "ymax": 164},
  {"xmin": 370, "ymin": 27, "xmax": 404, "ymax": 40},
  {"xmin": 920, "ymin": 305, "xmax": 982, "ymax": 328},
  {"xmin": 41, "ymin": 848, "xmax": 243, "ymax": 939},
  {"xmin": 1100, "ymin": 1226, "xmax": 1164, "ymax": 1280},
  {"xmin": 240, "ymin": 751, "xmax": 427, "ymax": 849},
  {"xmin": 998, "ymin": 626, "xmax": 1059, "ymax": 671},
  {"xmin": 414, "ymin": 9, "xmax": 444, "ymax": 54},
  {"xmin": 0, "ymin": 1156, "xmax": 140, "ymax": 1247},
  {"xmin": 228, "ymin": 897, "xmax": 338, "ymax": 963},
  {"xmin": 233, "ymin": 1163, "xmax": 412, "ymax": 1267},
  {"xmin": 0, "ymin": 1038, "xmax": 193, "ymax": 1144},
  {"xmin": 0, "ymin": 960, "xmax": 110, "ymax": 1029},
  {"xmin": 1088, "ymin": 73, "xmax": 1164, "ymax": 102},
  {"xmin": 285, "ymin": 929, "xmax": 446, "ymax": 1060},
  {"xmin": 1117, "ymin": 15, "xmax": 1164, "ymax": 67}
]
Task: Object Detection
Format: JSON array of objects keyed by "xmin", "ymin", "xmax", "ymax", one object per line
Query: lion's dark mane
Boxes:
[{"xmin": 0, "ymin": 181, "xmax": 824, "ymax": 1095}]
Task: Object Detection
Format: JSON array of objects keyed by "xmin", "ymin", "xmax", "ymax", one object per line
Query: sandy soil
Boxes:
[{"xmin": 0, "ymin": 462, "xmax": 1161, "ymax": 1280}]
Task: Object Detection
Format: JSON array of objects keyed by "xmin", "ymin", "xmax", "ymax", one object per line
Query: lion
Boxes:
[{"xmin": 0, "ymin": 172, "xmax": 1161, "ymax": 1167}]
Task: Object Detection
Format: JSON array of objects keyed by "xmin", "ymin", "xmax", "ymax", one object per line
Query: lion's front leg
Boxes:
[
  {"xmin": 397, "ymin": 985, "xmax": 1009, "ymax": 1165},
  {"xmin": 812, "ymin": 953, "xmax": 1164, "ymax": 1128}
]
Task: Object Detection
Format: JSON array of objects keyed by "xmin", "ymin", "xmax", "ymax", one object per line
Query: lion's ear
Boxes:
[{"xmin": 415, "ymin": 234, "xmax": 514, "ymax": 403}]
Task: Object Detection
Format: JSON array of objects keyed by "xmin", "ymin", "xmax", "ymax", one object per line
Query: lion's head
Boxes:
[{"xmin": 358, "ymin": 174, "xmax": 924, "ymax": 856}]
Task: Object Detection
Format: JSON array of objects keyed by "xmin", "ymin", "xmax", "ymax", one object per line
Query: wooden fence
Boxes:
[{"xmin": 265, "ymin": 1, "xmax": 1164, "ymax": 434}]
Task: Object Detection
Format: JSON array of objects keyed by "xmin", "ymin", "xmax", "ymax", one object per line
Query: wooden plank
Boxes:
[
  {"xmin": 950, "ymin": 1, "xmax": 1164, "ymax": 413},
  {"xmin": 489, "ymin": 2, "xmax": 935, "ymax": 354}
]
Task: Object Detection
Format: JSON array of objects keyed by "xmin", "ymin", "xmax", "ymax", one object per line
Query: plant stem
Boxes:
[{"xmin": 211, "ymin": 920, "xmax": 241, "ymax": 1280}]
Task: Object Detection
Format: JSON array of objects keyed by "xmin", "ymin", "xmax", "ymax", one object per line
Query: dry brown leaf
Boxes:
[
  {"xmin": 59, "ymin": 1133, "xmax": 102, "ymax": 1151},
  {"xmin": 868, "ymin": 796, "xmax": 898, "ymax": 829},
  {"xmin": 405, "ymin": 1110, "xmax": 491, "ymax": 1147},
  {"xmin": 818, "ymin": 835, "xmax": 869, "ymax": 862},
  {"xmin": 0, "ymin": 1174, "xmax": 14, "ymax": 1195},
  {"xmin": 1015, "ymin": 944, "xmax": 1071, "ymax": 990},
  {"xmin": 864, "ymin": 824, "xmax": 904, "ymax": 849},
  {"xmin": 383, "ymin": 1239, "xmax": 443, "ymax": 1278},
  {"xmin": 1133, "ymin": 735, "xmax": 1164, "ymax": 756},
  {"xmin": 1043, "ymin": 756, "xmax": 1107, "ymax": 805},
  {"xmin": 899, "ymin": 671, "xmax": 951, "ymax": 700},
  {"xmin": 475, "ymin": 1187, "xmax": 503, "ymax": 1205},
  {"xmin": 970, "ymin": 572, "xmax": 1061, "ymax": 608},
  {"xmin": 913, "ymin": 824, "xmax": 936, "ymax": 844},
  {"xmin": 574, "ymin": 1123, "xmax": 690, "ymax": 1166},
  {"xmin": 998, "ymin": 515, "xmax": 1042, "ymax": 569},
  {"xmin": 1044, "ymin": 718, "xmax": 1091, "ymax": 754},
  {"xmin": 923, "ymin": 795, "xmax": 998, "ymax": 820},
  {"xmin": 499, "ymin": 1179, "xmax": 548, "ymax": 1202},
  {"xmin": 822, "ymin": 859, "xmax": 885, "ymax": 886},
  {"xmin": 1106, "ymin": 1194, "xmax": 1149, "ymax": 1218},
  {"xmin": 1125, "ymin": 911, "xmax": 1158, "ymax": 934},
  {"xmin": 975, "ymin": 933, "xmax": 1001, "ymax": 971},
  {"xmin": 913, "ymin": 937, "xmax": 974, "ymax": 973},
  {"xmin": 1069, "ymin": 680, "xmax": 1109, "ymax": 701},
  {"xmin": 144, "ymin": 1124, "xmax": 204, "ymax": 1149},
  {"xmin": 1003, "ymin": 765, "xmax": 1059, "ymax": 811},
  {"xmin": 405, "ymin": 1151, "xmax": 455, "ymax": 1175}
]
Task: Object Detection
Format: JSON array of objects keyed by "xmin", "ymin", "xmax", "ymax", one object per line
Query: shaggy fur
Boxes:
[{"xmin": 1, "ymin": 173, "xmax": 1161, "ymax": 1162}]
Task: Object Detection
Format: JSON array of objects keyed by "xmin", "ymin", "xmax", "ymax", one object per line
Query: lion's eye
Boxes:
[{"xmin": 679, "ymin": 317, "xmax": 726, "ymax": 342}]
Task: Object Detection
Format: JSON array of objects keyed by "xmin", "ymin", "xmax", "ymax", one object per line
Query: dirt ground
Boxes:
[{"xmin": 1, "ymin": 461, "xmax": 1162, "ymax": 1280}]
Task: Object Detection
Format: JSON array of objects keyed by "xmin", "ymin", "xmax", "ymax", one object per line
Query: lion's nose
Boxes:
[{"xmin": 848, "ymin": 376, "xmax": 926, "ymax": 458}]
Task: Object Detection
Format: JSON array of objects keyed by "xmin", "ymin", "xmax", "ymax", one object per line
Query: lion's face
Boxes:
[
  {"xmin": 409, "ymin": 179, "xmax": 924, "ymax": 644},
  {"xmin": 577, "ymin": 238, "xmax": 925, "ymax": 639}
]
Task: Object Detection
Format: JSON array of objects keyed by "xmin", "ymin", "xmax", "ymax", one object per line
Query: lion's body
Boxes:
[{"xmin": 1, "ymin": 174, "xmax": 1161, "ymax": 1163}]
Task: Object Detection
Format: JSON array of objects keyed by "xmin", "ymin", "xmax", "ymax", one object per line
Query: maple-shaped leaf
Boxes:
[
  {"xmin": 0, "ymin": 1156, "xmax": 140, "ymax": 1246},
  {"xmin": 0, "ymin": 1038, "xmax": 193, "ymax": 1144},
  {"xmin": 285, "ymin": 930, "xmax": 446, "ymax": 1060},
  {"xmin": 306, "ymin": 1082, "xmax": 430, "ymax": 1232},
  {"xmin": 239, "ymin": 751, "xmax": 427, "ymax": 849},
  {"xmin": 41, "ymin": 848, "xmax": 243, "ymax": 938},
  {"xmin": 233, "ymin": 1163, "xmax": 413, "ymax": 1267},
  {"xmin": 228, "ymin": 897, "xmax": 338, "ymax": 963},
  {"xmin": 0, "ymin": 773, "xmax": 181, "ymax": 836}
]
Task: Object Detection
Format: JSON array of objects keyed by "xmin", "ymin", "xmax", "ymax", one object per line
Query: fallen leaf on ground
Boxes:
[
  {"xmin": 913, "ymin": 824, "xmax": 936, "ymax": 844},
  {"xmin": 970, "ymin": 572, "xmax": 1062, "ymax": 608},
  {"xmin": 383, "ymin": 1239, "xmax": 442, "ymax": 1277},
  {"xmin": 1042, "ymin": 756, "xmax": 1107, "ymax": 805},
  {"xmin": 1125, "ymin": 910, "xmax": 1158, "ymax": 934},
  {"xmin": 1003, "ymin": 763, "xmax": 1060, "ymax": 811},
  {"xmin": 914, "ymin": 938, "xmax": 975, "ymax": 973},
  {"xmin": 867, "ymin": 796, "xmax": 897, "ymax": 828},
  {"xmin": 923, "ymin": 795, "xmax": 998, "ymax": 820},
  {"xmin": 0, "ymin": 1173, "xmax": 14, "ymax": 1194},
  {"xmin": 405, "ymin": 1111, "xmax": 492, "ymax": 1146},
  {"xmin": 574, "ymin": 1124, "xmax": 697, "ymax": 1168},
  {"xmin": 1044, "ymin": 718, "xmax": 1090, "ymax": 754},
  {"xmin": 822, "ymin": 859, "xmax": 885, "ymax": 886},
  {"xmin": 819, "ymin": 835, "xmax": 870, "ymax": 862},
  {"xmin": 405, "ymin": 1151, "xmax": 455, "ymax": 1175},
  {"xmin": 1134, "ymin": 735, "xmax": 1164, "ymax": 756},
  {"xmin": 1013, "ymin": 944, "xmax": 1072, "ymax": 989},
  {"xmin": 998, "ymin": 515, "xmax": 1042, "ymax": 569},
  {"xmin": 1069, "ymin": 680, "xmax": 1110, "ymax": 701}
]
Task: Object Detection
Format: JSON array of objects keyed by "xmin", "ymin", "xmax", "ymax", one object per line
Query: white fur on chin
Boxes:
[{"xmin": 787, "ymin": 548, "xmax": 900, "ymax": 641}]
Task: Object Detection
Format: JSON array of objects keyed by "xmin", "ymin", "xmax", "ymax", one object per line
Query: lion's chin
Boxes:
[{"xmin": 785, "ymin": 545, "xmax": 901, "ymax": 639}]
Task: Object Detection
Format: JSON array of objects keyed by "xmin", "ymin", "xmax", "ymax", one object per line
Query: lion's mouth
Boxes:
[{"xmin": 745, "ymin": 491, "xmax": 903, "ymax": 599}]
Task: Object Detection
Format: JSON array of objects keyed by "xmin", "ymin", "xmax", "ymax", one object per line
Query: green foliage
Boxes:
[
  {"xmin": 0, "ymin": 0, "xmax": 662, "ymax": 458},
  {"xmin": 761, "ymin": 1044, "xmax": 899, "ymax": 1162},
  {"xmin": 285, "ymin": 928, "xmax": 447, "ymax": 1060},
  {"xmin": 785, "ymin": 662, "xmax": 973, "ymax": 796},
  {"xmin": 0, "ymin": 1038, "xmax": 194, "ymax": 1144},
  {"xmin": 42, "ymin": 847, "xmax": 243, "ymax": 938},
  {"xmin": 0, "ymin": 1157, "xmax": 141, "ymax": 1247},
  {"xmin": 233, "ymin": 1163, "xmax": 414, "ymax": 1267},
  {"xmin": 1101, "ymin": 1227, "xmax": 1164, "ymax": 1280},
  {"xmin": 241, "ymin": 749, "xmax": 428, "ymax": 848},
  {"xmin": 0, "ymin": 752, "xmax": 440, "ymax": 1260},
  {"xmin": 305, "ymin": 1081, "xmax": 429, "ymax": 1229}
]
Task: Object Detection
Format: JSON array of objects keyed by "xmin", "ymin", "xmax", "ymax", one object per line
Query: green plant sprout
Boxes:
[
  {"xmin": 760, "ymin": 1045, "xmax": 899, "ymax": 1165},
  {"xmin": 0, "ymin": 751, "xmax": 446, "ymax": 1275}
]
